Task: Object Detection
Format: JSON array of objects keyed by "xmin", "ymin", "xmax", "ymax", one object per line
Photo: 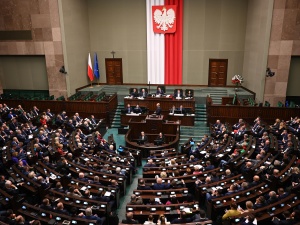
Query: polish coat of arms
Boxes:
[{"xmin": 152, "ymin": 5, "xmax": 176, "ymax": 33}]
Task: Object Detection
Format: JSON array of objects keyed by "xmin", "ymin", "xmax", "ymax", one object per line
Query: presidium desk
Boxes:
[
  {"xmin": 125, "ymin": 115, "xmax": 181, "ymax": 157},
  {"xmin": 123, "ymin": 96, "xmax": 195, "ymax": 126}
]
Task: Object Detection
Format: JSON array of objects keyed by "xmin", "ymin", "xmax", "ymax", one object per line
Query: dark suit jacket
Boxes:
[
  {"xmin": 125, "ymin": 107, "xmax": 133, "ymax": 114},
  {"xmin": 176, "ymin": 107, "xmax": 186, "ymax": 114},
  {"xmin": 174, "ymin": 90, "xmax": 183, "ymax": 98},
  {"xmin": 139, "ymin": 135, "xmax": 148, "ymax": 143},
  {"xmin": 155, "ymin": 107, "xmax": 162, "ymax": 115},
  {"xmin": 134, "ymin": 107, "xmax": 142, "ymax": 113},
  {"xmin": 152, "ymin": 183, "xmax": 170, "ymax": 190},
  {"xmin": 204, "ymin": 165, "xmax": 215, "ymax": 171},
  {"xmin": 156, "ymin": 90, "xmax": 164, "ymax": 95},
  {"xmin": 122, "ymin": 219, "xmax": 138, "ymax": 224},
  {"xmin": 171, "ymin": 217, "xmax": 192, "ymax": 224},
  {"xmin": 156, "ymin": 135, "xmax": 165, "ymax": 143},
  {"xmin": 131, "ymin": 91, "xmax": 139, "ymax": 98},
  {"xmin": 137, "ymin": 185, "xmax": 152, "ymax": 190},
  {"xmin": 272, "ymin": 218, "xmax": 294, "ymax": 225},
  {"xmin": 139, "ymin": 91, "xmax": 148, "ymax": 98}
]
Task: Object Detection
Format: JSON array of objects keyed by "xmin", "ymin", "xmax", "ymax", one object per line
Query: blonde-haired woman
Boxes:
[{"xmin": 157, "ymin": 215, "xmax": 170, "ymax": 225}]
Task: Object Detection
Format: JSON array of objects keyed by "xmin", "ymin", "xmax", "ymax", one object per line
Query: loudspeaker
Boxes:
[{"xmin": 59, "ymin": 66, "xmax": 67, "ymax": 74}]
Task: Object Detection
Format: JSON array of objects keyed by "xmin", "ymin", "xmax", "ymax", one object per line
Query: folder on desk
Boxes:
[{"xmin": 104, "ymin": 191, "xmax": 111, "ymax": 197}]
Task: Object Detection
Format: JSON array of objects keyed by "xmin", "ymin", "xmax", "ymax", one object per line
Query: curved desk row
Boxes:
[{"xmin": 125, "ymin": 115, "xmax": 180, "ymax": 157}]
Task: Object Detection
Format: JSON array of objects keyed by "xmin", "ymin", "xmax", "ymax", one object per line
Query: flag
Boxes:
[
  {"xmin": 146, "ymin": 0, "xmax": 183, "ymax": 85},
  {"xmin": 146, "ymin": 0, "xmax": 165, "ymax": 84},
  {"xmin": 93, "ymin": 53, "xmax": 100, "ymax": 80},
  {"xmin": 87, "ymin": 53, "xmax": 94, "ymax": 81}
]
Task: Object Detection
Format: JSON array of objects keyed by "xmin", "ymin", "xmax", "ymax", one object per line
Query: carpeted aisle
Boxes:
[{"xmin": 103, "ymin": 127, "xmax": 145, "ymax": 221}]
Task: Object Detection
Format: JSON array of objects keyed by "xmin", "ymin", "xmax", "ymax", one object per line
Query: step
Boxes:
[
  {"xmin": 196, "ymin": 112, "xmax": 207, "ymax": 115},
  {"xmin": 195, "ymin": 117, "xmax": 207, "ymax": 120}
]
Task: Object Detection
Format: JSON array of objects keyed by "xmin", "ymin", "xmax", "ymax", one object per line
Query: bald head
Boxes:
[{"xmin": 156, "ymin": 178, "xmax": 162, "ymax": 184}]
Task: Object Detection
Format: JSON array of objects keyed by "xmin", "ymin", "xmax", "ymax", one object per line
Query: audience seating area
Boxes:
[{"xmin": 0, "ymin": 101, "xmax": 300, "ymax": 225}]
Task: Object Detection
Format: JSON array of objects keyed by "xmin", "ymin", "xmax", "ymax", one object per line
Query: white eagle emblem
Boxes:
[{"xmin": 153, "ymin": 7, "xmax": 176, "ymax": 32}]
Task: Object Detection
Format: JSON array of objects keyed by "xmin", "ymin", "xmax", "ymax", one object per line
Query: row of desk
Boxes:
[
  {"xmin": 124, "ymin": 96, "xmax": 195, "ymax": 111},
  {"xmin": 123, "ymin": 97, "xmax": 195, "ymax": 154},
  {"xmin": 121, "ymin": 113, "xmax": 195, "ymax": 126}
]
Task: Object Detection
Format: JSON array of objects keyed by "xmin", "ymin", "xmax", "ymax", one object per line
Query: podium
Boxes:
[{"xmin": 125, "ymin": 115, "xmax": 180, "ymax": 157}]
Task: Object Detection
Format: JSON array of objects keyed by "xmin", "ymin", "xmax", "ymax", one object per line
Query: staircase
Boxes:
[
  {"xmin": 202, "ymin": 88, "xmax": 227, "ymax": 105},
  {"xmin": 111, "ymin": 102, "xmax": 123, "ymax": 128},
  {"xmin": 179, "ymin": 104, "xmax": 209, "ymax": 146}
]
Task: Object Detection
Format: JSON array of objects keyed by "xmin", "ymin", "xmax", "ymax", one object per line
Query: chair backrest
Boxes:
[
  {"xmin": 185, "ymin": 89, "xmax": 194, "ymax": 97},
  {"xmin": 289, "ymin": 101, "xmax": 295, "ymax": 108},
  {"xmin": 277, "ymin": 101, "xmax": 283, "ymax": 107},
  {"xmin": 129, "ymin": 88, "xmax": 138, "ymax": 94},
  {"xmin": 139, "ymin": 88, "xmax": 148, "ymax": 93},
  {"xmin": 264, "ymin": 101, "xmax": 270, "ymax": 107},
  {"xmin": 157, "ymin": 85, "xmax": 166, "ymax": 93},
  {"xmin": 174, "ymin": 89, "xmax": 183, "ymax": 95}
]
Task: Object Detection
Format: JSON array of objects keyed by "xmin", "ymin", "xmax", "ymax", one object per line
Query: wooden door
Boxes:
[
  {"xmin": 208, "ymin": 59, "xmax": 228, "ymax": 87},
  {"xmin": 105, "ymin": 58, "xmax": 123, "ymax": 85}
]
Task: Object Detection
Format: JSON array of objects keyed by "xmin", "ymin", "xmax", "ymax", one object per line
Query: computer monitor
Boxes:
[
  {"xmin": 174, "ymin": 110, "xmax": 182, "ymax": 114},
  {"xmin": 154, "ymin": 140, "xmax": 163, "ymax": 146},
  {"xmin": 133, "ymin": 108, "xmax": 142, "ymax": 114},
  {"xmin": 136, "ymin": 139, "xmax": 145, "ymax": 145}
]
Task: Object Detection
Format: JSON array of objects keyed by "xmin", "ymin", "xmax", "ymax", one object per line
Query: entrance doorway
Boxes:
[
  {"xmin": 105, "ymin": 58, "xmax": 123, "ymax": 85},
  {"xmin": 208, "ymin": 59, "xmax": 228, "ymax": 87}
]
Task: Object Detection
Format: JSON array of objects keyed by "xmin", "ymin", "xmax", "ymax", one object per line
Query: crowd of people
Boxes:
[
  {"xmin": 1, "ymin": 101, "xmax": 300, "ymax": 225},
  {"xmin": 0, "ymin": 103, "xmax": 127, "ymax": 225},
  {"xmin": 130, "ymin": 116, "xmax": 300, "ymax": 224}
]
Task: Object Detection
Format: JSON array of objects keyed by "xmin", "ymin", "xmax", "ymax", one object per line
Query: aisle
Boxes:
[
  {"xmin": 103, "ymin": 127, "xmax": 145, "ymax": 221},
  {"xmin": 116, "ymin": 163, "xmax": 144, "ymax": 221}
]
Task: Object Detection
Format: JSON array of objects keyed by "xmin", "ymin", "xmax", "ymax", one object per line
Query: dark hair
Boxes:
[
  {"xmin": 230, "ymin": 202, "xmax": 238, "ymax": 210},
  {"xmin": 282, "ymin": 211, "xmax": 290, "ymax": 218},
  {"xmin": 148, "ymin": 215, "xmax": 153, "ymax": 221},
  {"xmin": 69, "ymin": 186, "xmax": 75, "ymax": 192},
  {"xmin": 247, "ymin": 214, "xmax": 255, "ymax": 222},
  {"xmin": 199, "ymin": 209, "xmax": 206, "ymax": 218}
]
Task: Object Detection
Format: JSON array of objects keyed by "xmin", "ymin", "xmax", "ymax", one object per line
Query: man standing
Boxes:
[{"xmin": 155, "ymin": 103, "xmax": 161, "ymax": 115}]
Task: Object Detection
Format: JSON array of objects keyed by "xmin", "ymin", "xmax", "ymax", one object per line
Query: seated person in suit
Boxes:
[
  {"xmin": 174, "ymin": 89, "xmax": 183, "ymax": 99},
  {"xmin": 133, "ymin": 104, "xmax": 142, "ymax": 114},
  {"xmin": 155, "ymin": 132, "xmax": 165, "ymax": 144},
  {"xmin": 139, "ymin": 88, "xmax": 148, "ymax": 98},
  {"xmin": 138, "ymin": 131, "xmax": 148, "ymax": 144},
  {"xmin": 130, "ymin": 88, "xmax": 139, "ymax": 98},
  {"xmin": 137, "ymin": 179, "xmax": 152, "ymax": 190},
  {"xmin": 156, "ymin": 87, "xmax": 164, "ymax": 95},
  {"xmin": 122, "ymin": 212, "xmax": 139, "ymax": 224},
  {"xmin": 78, "ymin": 207, "xmax": 104, "ymax": 225},
  {"xmin": 152, "ymin": 177, "xmax": 171, "ymax": 190},
  {"xmin": 125, "ymin": 104, "xmax": 133, "ymax": 114},
  {"xmin": 176, "ymin": 105, "xmax": 186, "ymax": 114},
  {"xmin": 155, "ymin": 103, "xmax": 162, "ymax": 115},
  {"xmin": 186, "ymin": 90, "xmax": 193, "ymax": 98},
  {"xmin": 170, "ymin": 105, "xmax": 176, "ymax": 114},
  {"xmin": 144, "ymin": 159, "xmax": 156, "ymax": 167},
  {"xmin": 171, "ymin": 211, "xmax": 192, "ymax": 224}
]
